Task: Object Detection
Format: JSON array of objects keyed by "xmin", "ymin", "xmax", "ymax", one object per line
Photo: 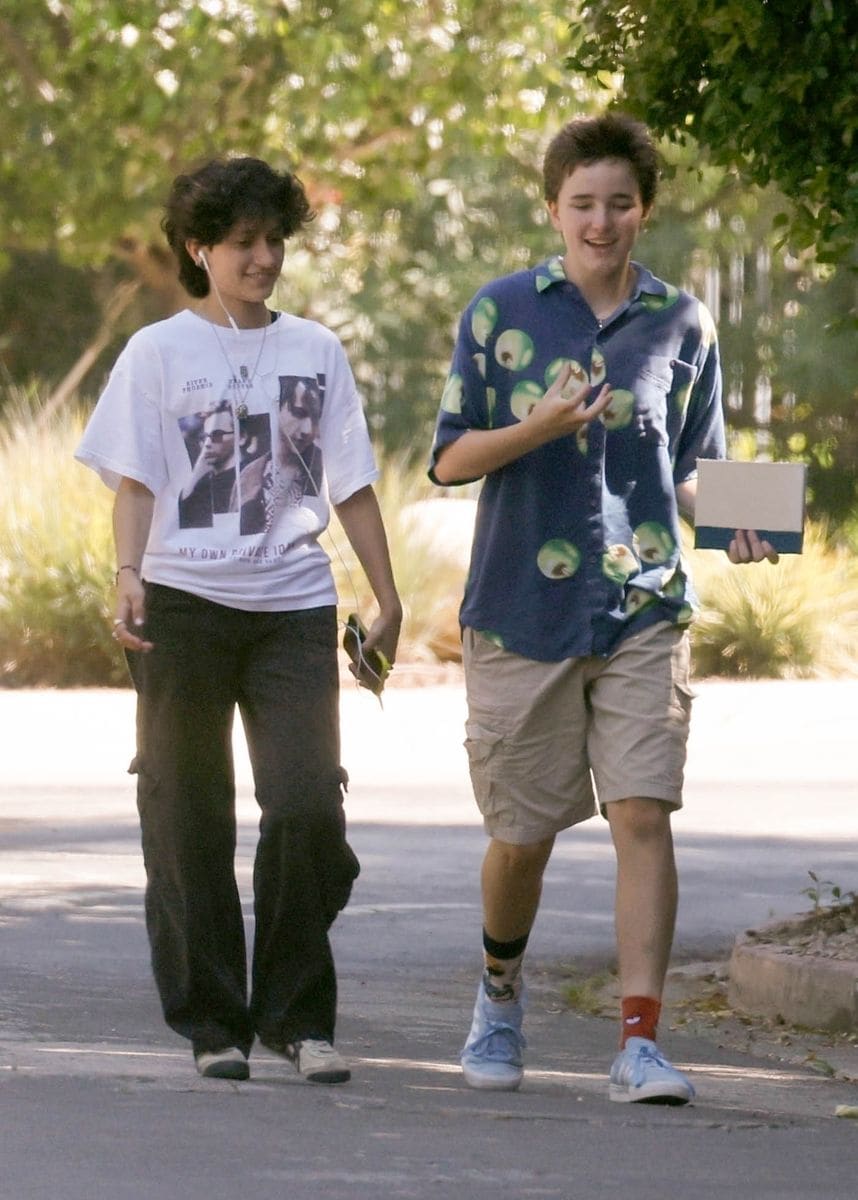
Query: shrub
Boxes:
[
  {"xmin": 0, "ymin": 397, "xmax": 127, "ymax": 686},
  {"xmin": 687, "ymin": 523, "xmax": 858, "ymax": 679},
  {"xmin": 327, "ymin": 459, "xmax": 471, "ymax": 663}
]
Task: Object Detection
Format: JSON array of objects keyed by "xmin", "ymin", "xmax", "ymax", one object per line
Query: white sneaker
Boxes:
[
  {"xmin": 460, "ymin": 983, "xmax": 526, "ymax": 1091},
  {"xmin": 609, "ymin": 1037, "xmax": 694, "ymax": 1105},
  {"xmin": 284, "ymin": 1038, "xmax": 351, "ymax": 1084},
  {"xmin": 195, "ymin": 1047, "xmax": 250, "ymax": 1081}
]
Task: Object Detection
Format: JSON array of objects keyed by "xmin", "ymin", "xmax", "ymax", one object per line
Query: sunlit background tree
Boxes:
[{"xmin": 2, "ymin": 0, "xmax": 857, "ymax": 682}]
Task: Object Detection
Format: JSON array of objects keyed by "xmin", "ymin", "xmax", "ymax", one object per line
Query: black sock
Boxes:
[{"xmin": 482, "ymin": 929, "xmax": 529, "ymax": 1002}]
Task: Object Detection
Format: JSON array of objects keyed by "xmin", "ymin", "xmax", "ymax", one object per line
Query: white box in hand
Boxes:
[{"xmin": 693, "ymin": 460, "xmax": 806, "ymax": 554}]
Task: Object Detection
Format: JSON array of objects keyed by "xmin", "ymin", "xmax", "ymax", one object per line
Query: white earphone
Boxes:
[{"xmin": 197, "ymin": 251, "xmax": 209, "ymax": 270}]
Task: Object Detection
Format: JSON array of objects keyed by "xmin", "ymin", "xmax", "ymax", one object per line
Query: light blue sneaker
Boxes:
[
  {"xmin": 460, "ymin": 983, "xmax": 526, "ymax": 1091},
  {"xmin": 609, "ymin": 1036, "xmax": 695, "ymax": 1105}
]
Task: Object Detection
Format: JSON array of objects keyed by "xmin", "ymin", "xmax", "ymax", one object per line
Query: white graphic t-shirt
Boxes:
[{"xmin": 76, "ymin": 309, "xmax": 379, "ymax": 611}]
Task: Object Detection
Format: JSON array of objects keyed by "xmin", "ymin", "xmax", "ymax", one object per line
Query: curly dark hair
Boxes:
[
  {"xmin": 543, "ymin": 114, "xmax": 659, "ymax": 210},
  {"xmin": 162, "ymin": 157, "xmax": 315, "ymax": 298}
]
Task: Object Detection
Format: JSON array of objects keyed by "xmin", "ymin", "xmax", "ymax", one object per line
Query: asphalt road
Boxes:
[{"xmin": 2, "ymin": 680, "xmax": 857, "ymax": 1199}]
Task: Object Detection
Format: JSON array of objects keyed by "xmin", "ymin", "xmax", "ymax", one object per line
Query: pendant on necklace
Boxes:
[{"xmin": 237, "ymin": 367, "xmax": 250, "ymax": 417}]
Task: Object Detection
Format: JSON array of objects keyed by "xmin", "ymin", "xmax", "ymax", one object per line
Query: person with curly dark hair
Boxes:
[{"xmin": 77, "ymin": 156, "xmax": 401, "ymax": 1085}]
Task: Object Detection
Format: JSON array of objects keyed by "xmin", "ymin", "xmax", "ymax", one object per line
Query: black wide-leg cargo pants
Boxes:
[{"xmin": 127, "ymin": 583, "xmax": 359, "ymax": 1057}]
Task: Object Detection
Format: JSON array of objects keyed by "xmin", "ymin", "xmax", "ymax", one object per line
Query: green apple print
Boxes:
[
  {"xmin": 634, "ymin": 521, "xmax": 676, "ymax": 565},
  {"xmin": 674, "ymin": 382, "xmax": 692, "ymax": 415},
  {"xmin": 661, "ymin": 567, "xmax": 685, "ymax": 598},
  {"xmin": 675, "ymin": 604, "xmax": 694, "ymax": 625},
  {"xmin": 601, "ymin": 388, "xmax": 634, "ymax": 430},
  {"xmin": 547, "ymin": 256, "xmax": 567, "ymax": 281},
  {"xmin": 441, "ymin": 373, "xmax": 463, "ymax": 414},
  {"xmin": 495, "ymin": 328, "xmax": 535, "ymax": 371},
  {"xmin": 590, "ymin": 348, "xmax": 606, "ymax": 387},
  {"xmin": 698, "ymin": 301, "xmax": 717, "ymax": 349},
  {"xmin": 486, "ymin": 387, "xmax": 497, "ymax": 427},
  {"xmin": 473, "ymin": 353, "xmax": 486, "ymax": 379},
  {"xmin": 576, "ymin": 427, "xmax": 588, "ymax": 456},
  {"xmin": 510, "ymin": 379, "xmax": 544, "ymax": 421},
  {"xmin": 471, "ymin": 297, "xmax": 499, "ymax": 347},
  {"xmin": 536, "ymin": 260, "xmax": 568, "ymax": 293},
  {"xmin": 641, "ymin": 283, "xmax": 679, "ymax": 312},
  {"xmin": 624, "ymin": 587, "xmax": 656, "ymax": 616},
  {"xmin": 545, "ymin": 357, "xmax": 587, "ymax": 397},
  {"xmin": 602, "ymin": 543, "xmax": 638, "ymax": 585},
  {"xmin": 479, "ymin": 629, "xmax": 506, "ymax": 649},
  {"xmin": 537, "ymin": 538, "xmax": 581, "ymax": 580}
]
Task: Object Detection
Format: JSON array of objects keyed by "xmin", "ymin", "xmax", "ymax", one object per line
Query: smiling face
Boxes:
[
  {"xmin": 547, "ymin": 159, "xmax": 648, "ymax": 290},
  {"xmin": 189, "ymin": 214, "xmax": 285, "ymax": 327}
]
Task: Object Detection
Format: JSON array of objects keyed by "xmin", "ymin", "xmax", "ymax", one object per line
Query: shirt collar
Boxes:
[{"xmin": 533, "ymin": 255, "xmax": 671, "ymax": 301}]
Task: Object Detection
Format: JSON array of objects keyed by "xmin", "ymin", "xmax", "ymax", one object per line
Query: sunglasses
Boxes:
[{"xmin": 202, "ymin": 428, "xmax": 234, "ymax": 443}]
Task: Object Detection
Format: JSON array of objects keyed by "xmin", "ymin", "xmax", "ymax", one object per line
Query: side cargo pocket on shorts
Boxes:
[
  {"xmin": 669, "ymin": 629, "xmax": 697, "ymax": 722},
  {"xmin": 464, "ymin": 721, "xmax": 510, "ymax": 822}
]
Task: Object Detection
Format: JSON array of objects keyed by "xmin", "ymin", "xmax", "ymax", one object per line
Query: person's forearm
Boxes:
[
  {"xmin": 113, "ymin": 477, "xmax": 155, "ymax": 572},
  {"xmin": 334, "ymin": 485, "xmax": 401, "ymax": 617},
  {"xmin": 433, "ymin": 373, "xmax": 613, "ymax": 484},
  {"xmin": 675, "ymin": 478, "xmax": 696, "ymax": 520},
  {"xmin": 112, "ymin": 477, "xmax": 156, "ymax": 651},
  {"xmin": 432, "ymin": 423, "xmax": 548, "ymax": 485}
]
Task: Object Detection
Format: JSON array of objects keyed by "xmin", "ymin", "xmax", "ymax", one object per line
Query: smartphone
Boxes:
[{"xmin": 342, "ymin": 613, "xmax": 391, "ymax": 696}]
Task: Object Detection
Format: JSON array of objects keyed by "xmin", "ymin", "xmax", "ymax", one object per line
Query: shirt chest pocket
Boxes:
[{"xmin": 625, "ymin": 356, "xmax": 693, "ymax": 447}]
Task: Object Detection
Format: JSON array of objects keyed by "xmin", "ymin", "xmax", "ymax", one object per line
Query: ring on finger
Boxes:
[{"xmin": 112, "ymin": 618, "xmax": 127, "ymax": 627}]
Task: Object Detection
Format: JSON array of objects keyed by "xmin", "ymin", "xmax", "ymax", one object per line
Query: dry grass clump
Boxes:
[
  {"xmin": 0, "ymin": 398, "xmax": 125, "ymax": 686},
  {"xmin": 2, "ymin": 392, "xmax": 857, "ymax": 686},
  {"xmin": 687, "ymin": 523, "xmax": 858, "ymax": 679}
]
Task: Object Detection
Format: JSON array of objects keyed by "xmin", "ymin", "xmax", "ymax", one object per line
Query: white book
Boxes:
[{"xmin": 693, "ymin": 460, "xmax": 806, "ymax": 553}]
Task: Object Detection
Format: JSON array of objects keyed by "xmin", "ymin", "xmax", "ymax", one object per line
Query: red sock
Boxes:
[{"xmin": 620, "ymin": 995, "xmax": 661, "ymax": 1047}]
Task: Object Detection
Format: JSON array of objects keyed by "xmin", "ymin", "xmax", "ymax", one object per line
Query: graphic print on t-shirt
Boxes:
[
  {"xmin": 237, "ymin": 374, "xmax": 325, "ymax": 535},
  {"xmin": 177, "ymin": 375, "xmax": 326, "ymax": 535},
  {"xmin": 177, "ymin": 399, "xmax": 238, "ymax": 529}
]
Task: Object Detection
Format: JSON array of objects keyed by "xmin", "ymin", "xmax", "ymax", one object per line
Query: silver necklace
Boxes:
[{"xmin": 208, "ymin": 317, "xmax": 269, "ymax": 419}]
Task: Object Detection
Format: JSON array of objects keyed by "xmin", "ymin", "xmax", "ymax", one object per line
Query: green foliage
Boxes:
[
  {"xmin": 0, "ymin": 397, "xmax": 127, "ymax": 686},
  {"xmin": 0, "ymin": 250, "xmax": 105, "ymax": 382},
  {"xmin": 687, "ymin": 523, "xmax": 858, "ymax": 679},
  {"xmin": 1, "ymin": 1, "xmax": 590, "ymax": 449},
  {"xmin": 637, "ymin": 147, "xmax": 858, "ymax": 527},
  {"xmin": 568, "ymin": 0, "xmax": 858, "ymax": 269},
  {"xmin": 329, "ymin": 462, "xmax": 471, "ymax": 663},
  {"xmin": 800, "ymin": 871, "xmax": 845, "ymax": 924}
]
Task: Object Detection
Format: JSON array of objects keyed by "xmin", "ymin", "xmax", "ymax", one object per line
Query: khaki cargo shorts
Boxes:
[{"xmin": 462, "ymin": 621, "xmax": 695, "ymax": 845}]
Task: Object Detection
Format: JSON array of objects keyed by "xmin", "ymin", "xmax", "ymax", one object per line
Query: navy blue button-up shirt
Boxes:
[{"xmin": 429, "ymin": 256, "xmax": 726, "ymax": 662}]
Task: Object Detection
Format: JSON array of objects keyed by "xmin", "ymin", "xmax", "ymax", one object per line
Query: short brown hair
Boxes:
[{"xmin": 543, "ymin": 114, "xmax": 659, "ymax": 209}]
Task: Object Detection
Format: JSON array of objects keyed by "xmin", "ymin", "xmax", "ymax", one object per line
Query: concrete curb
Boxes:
[{"xmin": 728, "ymin": 927, "xmax": 858, "ymax": 1033}]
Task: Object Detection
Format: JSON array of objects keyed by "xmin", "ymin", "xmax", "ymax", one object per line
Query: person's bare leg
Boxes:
[
  {"xmin": 461, "ymin": 835, "xmax": 555, "ymax": 1090},
  {"xmin": 481, "ymin": 835, "xmax": 555, "ymax": 941},
  {"xmin": 607, "ymin": 797, "xmax": 677, "ymax": 1001},
  {"xmin": 606, "ymin": 797, "xmax": 693, "ymax": 1104}
]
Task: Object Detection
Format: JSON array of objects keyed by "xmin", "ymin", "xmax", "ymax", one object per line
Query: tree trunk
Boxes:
[{"xmin": 38, "ymin": 279, "xmax": 142, "ymax": 425}]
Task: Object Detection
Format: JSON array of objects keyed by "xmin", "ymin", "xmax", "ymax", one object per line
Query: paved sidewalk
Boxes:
[
  {"xmin": 5, "ymin": 676, "xmax": 857, "ymax": 827},
  {"xmin": 2, "ymin": 680, "xmax": 858, "ymax": 1199}
]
